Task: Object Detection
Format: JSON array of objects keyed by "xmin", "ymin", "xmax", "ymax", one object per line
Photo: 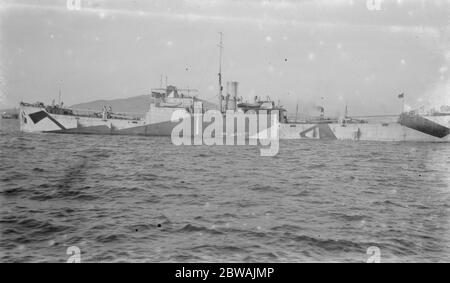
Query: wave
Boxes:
[
  {"xmin": 177, "ymin": 224, "xmax": 223, "ymax": 235},
  {"xmin": 288, "ymin": 233, "xmax": 371, "ymax": 253},
  {"xmin": 95, "ymin": 233, "xmax": 127, "ymax": 243},
  {"xmin": 16, "ymin": 218, "xmax": 69, "ymax": 234},
  {"xmin": 332, "ymin": 213, "xmax": 368, "ymax": 222},
  {"xmin": 247, "ymin": 184, "xmax": 280, "ymax": 192},
  {"xmin": 0, "ymin": 217, "xmax": 72, "ymax": 243},
  {"xmin": 29, "ymin": 185, "xmax": 99, "ymax": 201},
  {"xmin": 270, "ymin": 224, "xmax": 301, "ymax": 233},
  {"xmin": 372, "ymin": 200, "xmax": 406, "ymax": 208},
  {"xmin": 189, "ymin": 244, "xmax": 247, "ymax": 254},
  {"xmin": 0, "ymin": 186, "xmax": 28, "ymax": 196},
  {"xmin": 134, "ymin": 173, "xmax": 159, "ymax": 181}
]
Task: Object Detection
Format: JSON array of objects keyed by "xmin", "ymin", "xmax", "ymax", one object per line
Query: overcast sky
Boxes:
[{"xmin": 0, "ymin": 0, "xmax": 449, "ymax": 115}]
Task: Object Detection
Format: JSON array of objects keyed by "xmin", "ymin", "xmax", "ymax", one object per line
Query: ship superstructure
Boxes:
[{"xmin": 19, "ymin": 83, "xmax": 285, "ymax": 138}]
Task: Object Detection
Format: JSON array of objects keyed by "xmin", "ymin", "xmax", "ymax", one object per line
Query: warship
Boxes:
[
  {"xmin": 18, "ymin": 86, "xmax": 450, "ymax": 142},
  {"xmin": 18, "ymin": 34, "xmax": 450, "ymax": 142}
]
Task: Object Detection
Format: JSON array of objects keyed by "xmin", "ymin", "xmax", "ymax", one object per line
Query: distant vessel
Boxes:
[{"xmin": 1, "ymin": 112, "xmax": 18, "ymax": 119}]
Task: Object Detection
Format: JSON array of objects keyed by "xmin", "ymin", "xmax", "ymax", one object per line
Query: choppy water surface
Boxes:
[{"xmin": 1, "ymin": 118, "xmax": 449, "ymax": 262}]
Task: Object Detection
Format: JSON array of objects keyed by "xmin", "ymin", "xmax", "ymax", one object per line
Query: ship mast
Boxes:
[
  {"xmin": 58, "ymin": 80, "xmax": 62, "ymax": 106},
  {"xmin": 217, "ymin": 32, "xmax": 224, "ymax": 113}
]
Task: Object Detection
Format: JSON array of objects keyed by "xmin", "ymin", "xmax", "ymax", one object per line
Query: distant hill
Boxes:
[
  {"xmin": 70, "ymin": 95, "xmax": 217, "ymax": 114},
  {"xmin": 70, "ymin": 95, "xmax": 151, "ymax": 114}
]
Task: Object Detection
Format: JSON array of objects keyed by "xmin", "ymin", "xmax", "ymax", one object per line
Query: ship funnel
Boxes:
[{"xmin": 226, "ymin": 81, "xmax": 239, "ymax": 111}]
